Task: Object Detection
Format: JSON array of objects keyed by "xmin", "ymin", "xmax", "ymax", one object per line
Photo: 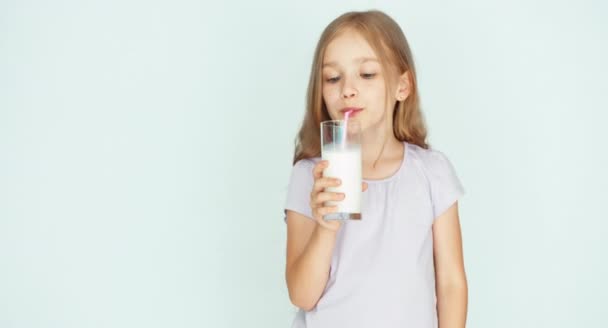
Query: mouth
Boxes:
[{"xmin": 340, "ymin": 107, "xmax": 363, "ymax": 118}]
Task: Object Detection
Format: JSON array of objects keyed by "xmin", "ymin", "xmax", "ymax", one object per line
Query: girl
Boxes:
[{"xmin": 284, "ymin": 10, "xmax": 467, "ymax": 328}]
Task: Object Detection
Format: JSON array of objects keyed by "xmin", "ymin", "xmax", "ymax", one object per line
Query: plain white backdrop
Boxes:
[{"xmin": 1, "ymin": 0, "xmax": 607, "ymax": 327}]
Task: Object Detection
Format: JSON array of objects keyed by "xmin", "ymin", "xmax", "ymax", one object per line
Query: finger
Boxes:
[
  {"xmin": 314, "ymin": 191, "xmax": 345, "ymax": 206},
  {"xmin": 313, "ymin": 177, "xmax": 341, "ymax": 193},
  {"xmin": 362, "ymin": 182, "xmax": 368, "ymax": 192},
  {"xmin": 312, "ymin": 160, "xmax": 329, "ymax": 179},
  {"xmin": 315, "ymin": 205, "xmax": 338, "ymax": 218}
]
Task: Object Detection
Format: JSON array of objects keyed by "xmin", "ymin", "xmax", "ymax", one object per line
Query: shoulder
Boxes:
[
  {"xmin": 407, "ymin": 142, "xmax": 464, "ymax": 197},
  {"xmin": 407, "ymin": 143, "xmax": 453, "ymax": 172},
  {"xmin": 406, "ymin": 143, "xmax": 462, "ymax": 190}
]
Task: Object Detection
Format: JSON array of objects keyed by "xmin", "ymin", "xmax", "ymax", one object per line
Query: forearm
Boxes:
[
  {"xmin": 437, "ymin": 283, "xmax": 468, "ymax": 328},
  {"xmin": 286, "ymin": 225, "xmax": 337, "ymax": 311}
]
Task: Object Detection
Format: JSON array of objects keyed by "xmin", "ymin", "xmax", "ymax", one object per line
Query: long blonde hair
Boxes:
[{"xmin": 292, "ymin": 10, "xmax": 429, "ymax": 165}]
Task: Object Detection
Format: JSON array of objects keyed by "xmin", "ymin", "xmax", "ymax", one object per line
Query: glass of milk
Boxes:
[{"xmin": 320, "ymin": 120, "xmax": 362, "ymax": 220}]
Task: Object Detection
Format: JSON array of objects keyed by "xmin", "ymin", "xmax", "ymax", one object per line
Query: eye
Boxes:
[
  {"xmin": 325, "ymin": 76, "xmax": 340, "ymax": 83},
  {"xmin": 361, "ymin": 73, "xmax": 377, "ymax": 79}
]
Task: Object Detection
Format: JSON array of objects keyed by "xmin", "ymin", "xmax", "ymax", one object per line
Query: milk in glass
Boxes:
[{"xmin": 322, "ymin": 144, "xmax": 362, "ymax": 220}]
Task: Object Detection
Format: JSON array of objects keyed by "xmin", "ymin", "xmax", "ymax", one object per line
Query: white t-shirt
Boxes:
[{"xmin": 284, "ymin": 141, "xmax": 465, "ymax": 328}]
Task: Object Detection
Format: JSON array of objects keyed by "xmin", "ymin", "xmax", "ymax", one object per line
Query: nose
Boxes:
[{"xmin": 341, "ymin": 79, "xmax": 357, "ymax": 99}]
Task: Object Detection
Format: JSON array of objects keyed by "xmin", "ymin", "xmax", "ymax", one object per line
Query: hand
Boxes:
[{"xmin": 310, "ymin": 161, "xmax": 369, "ymax": 232}]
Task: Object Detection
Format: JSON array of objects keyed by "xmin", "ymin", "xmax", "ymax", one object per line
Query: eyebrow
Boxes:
[{"xmin": 322, "ymin": 57, "xmax": 379, "ymax": 68}]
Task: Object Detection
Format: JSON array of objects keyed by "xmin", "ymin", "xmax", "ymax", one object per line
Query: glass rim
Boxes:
[{"xmin": 320, "ymin": 119, "xmax": 361, "ymax": 127}]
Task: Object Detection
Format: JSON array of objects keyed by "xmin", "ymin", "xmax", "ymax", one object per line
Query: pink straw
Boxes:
[{"xmin": 341, "ymin": 109, "xmax": 356, "ymax": 149}]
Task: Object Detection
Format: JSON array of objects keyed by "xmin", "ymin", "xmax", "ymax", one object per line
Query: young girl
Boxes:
[{"xmin": 284, "ymin": 10, "xmax": 467, "ymax": 328}]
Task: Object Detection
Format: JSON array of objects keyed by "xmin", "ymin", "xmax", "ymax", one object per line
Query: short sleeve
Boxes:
[
  {"xmin": 283, "ymin": 159, "xmax": 316, "ymax": 222},
  {"xmin": 426, "ymin": 150, "xmax": 465, "ymax": 220}
]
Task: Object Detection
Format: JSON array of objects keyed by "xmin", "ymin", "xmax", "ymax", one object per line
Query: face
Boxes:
[{"xmin": 321, "ymin": 30, "xmax": 402, "ymax": 132}]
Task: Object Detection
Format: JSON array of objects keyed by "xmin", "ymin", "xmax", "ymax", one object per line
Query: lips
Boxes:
[{"xmin": 340, "ymin": 107, "xmax": 363, "ymax": 118}]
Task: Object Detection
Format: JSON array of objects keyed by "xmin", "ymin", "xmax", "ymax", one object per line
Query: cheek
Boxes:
[{"xmin": 322, "ymin": 86, "xmax": 340, "ymax": 103}]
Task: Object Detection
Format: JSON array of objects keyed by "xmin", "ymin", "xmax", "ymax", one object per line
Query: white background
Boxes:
[{"xmin": 1, "ymin": 0, "xmax": 607, "ymax": 327}]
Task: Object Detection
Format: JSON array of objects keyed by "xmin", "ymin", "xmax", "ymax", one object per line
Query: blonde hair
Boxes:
[{"xmin": 292, "ymin": 10, "xmax": 429, "ymax": 164}]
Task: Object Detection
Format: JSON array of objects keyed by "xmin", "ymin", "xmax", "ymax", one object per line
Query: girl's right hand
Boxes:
[{"xmin": 310, "ymin": 160, "xmax": 345, "ymax": 232}]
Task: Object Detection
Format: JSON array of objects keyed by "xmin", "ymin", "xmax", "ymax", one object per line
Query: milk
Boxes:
[{"xmin": 322, "ymin": 146, "xmax": 362, "ymax": 218}]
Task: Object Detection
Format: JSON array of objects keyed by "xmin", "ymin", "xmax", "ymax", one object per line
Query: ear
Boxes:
[{"xmin": 394, "ymin": 71, "xmax": 410, "ymax": 102}]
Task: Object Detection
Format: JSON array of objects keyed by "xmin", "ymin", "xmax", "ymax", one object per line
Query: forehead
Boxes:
[{"xmin": 323, "ymin": 30, "xmax": 378, "ymax": 67}]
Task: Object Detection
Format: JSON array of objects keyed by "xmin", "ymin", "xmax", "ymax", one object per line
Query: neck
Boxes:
[{"xmin": 360, "ymin": 121, "xmax": 401, "ymax": 168}]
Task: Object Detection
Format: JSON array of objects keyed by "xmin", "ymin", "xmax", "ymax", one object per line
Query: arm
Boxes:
[
  {"xmin": 285, "ymin": 211, "xmax": 337, "ymax": 311},
  {"xmin": 433, "ymin": 202, "xmax": 468, "ymax": 328}
]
